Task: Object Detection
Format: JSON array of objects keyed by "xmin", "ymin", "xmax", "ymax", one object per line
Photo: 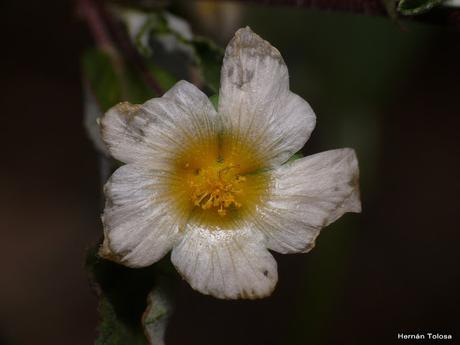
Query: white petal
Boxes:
[
  {"xmin": 100, "ymin": 80, "xmax": 218, "ymax": 168},
  {"xmin": 218, "ymin": 27, "xmax": 316, "ymax": 168},
  {"xmin": 171, "ymin": 224, "xmax": 277, "ymax": 299},
  {"xmin": 101, "ymin": 164, "xmax": 185, "ymax": 267},
  {"xmin": 255, "ymin": 148, "xmax": 361, "ymax": 254}
]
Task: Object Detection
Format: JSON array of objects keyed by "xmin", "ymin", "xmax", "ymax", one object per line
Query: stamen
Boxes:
[{"xmin": 188, "ymin": 163, "xmax": 246, "ymax": 217}]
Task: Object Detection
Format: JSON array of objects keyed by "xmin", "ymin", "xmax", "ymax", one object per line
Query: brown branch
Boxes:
[
  {"xmin": 78, "ymin": 0, "xmax": 116, "ymax": 50},
  {"xmin": 195, "ymin": 0, "xmax": 460, "ymax": 27},
  {"xmin": 195, "ymin": 0, "xmax": 387, "ymax": 15}
]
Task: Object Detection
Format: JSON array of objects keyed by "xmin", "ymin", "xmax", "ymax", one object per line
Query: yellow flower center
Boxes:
[
  {"xmin": 169, "ymin": 135, "xmax": 269, "ymax": 228},
  {"xmin": 188, "ymin": 163, "xmax": 246, "ymax": 217}
]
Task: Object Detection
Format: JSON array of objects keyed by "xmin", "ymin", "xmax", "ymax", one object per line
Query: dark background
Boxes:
[{"xmin": 1, "ymin": 1, "xmax": 459, "ymax": 345}]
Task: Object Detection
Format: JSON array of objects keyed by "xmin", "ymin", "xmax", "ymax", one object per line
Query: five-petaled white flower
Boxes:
[{"xmin": 99, "ymin": 27, "xmax": 361, "ymax": 299}]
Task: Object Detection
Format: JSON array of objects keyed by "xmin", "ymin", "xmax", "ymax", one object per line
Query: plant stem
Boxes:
[
  {"xmin": 195, "ymin": 0, "xmax": 460, "ymax": 26},
  {"xmin": 197, "ymin": 0, "xmax": 387, "ymax": 14}
]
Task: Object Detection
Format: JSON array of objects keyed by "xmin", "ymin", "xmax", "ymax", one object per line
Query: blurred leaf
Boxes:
[
  {"xmin": 82, "ymin": 49, "xmax": 122, "ymax": 112},
  {"xmin": 135, "ymin": 13, "xmax": 169, "ymax": 57},
  {"xmin": 114, "ymin": 7, "xmax": 196, "ymax": 82},
  {"xmin": 122, "ymin": 62, "xmax": 178, "ymax": 102},
  {"xmin": 87, "ymin": 247, "xmax": 154, "ymax": 345},
  {"xmin": 209, "ymin": 94, "xmax": 219, "ymax": 110},
  {"xmin": 192, "ymin": 37, "xmax": 224, "ymax": 93},
  {"xmin": 96, "ymin": 297, "xmax": 146, "ymax": 345},
  {"xmin": 83, "ymin": 46, "xmax": 176, "ymax": 104},
  {"xmin": 114, "ymin": 8, "xmax": 192, "ymax": 59},
  {"xmin": 148, "ymin": 63, "xmax": 177, "ymax": 91},
  {"xmin": 82, "ymin": 42, "xmax": 177, "ymax": 156},
  {"xmin": 86, "ymin": 246, "xmax": 177, "ymax": 345},
  {"xmin": 111, "ymin": 6, "xmax": 223, "ymax": 92},
  {"xmin": 397, "ymin": 0, "xmax": 444, "ymax": 15},
  {"xmin": 123, "ymin": 64, "xmax": 155, "ymax": 103}
]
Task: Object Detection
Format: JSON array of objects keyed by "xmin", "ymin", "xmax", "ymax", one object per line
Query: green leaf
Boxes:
[
  {"xmin": 134, "ymin": 13, "xmax": 169, "ymax": 57},
  {"xmin": 111, "ymin": 6, "xmax": 223, "ymax": 93},
  {"xmin": 82, "ymin": 49, "xmax": 122, "ymax": 112},
  {"xmin": 123, "ymin": 64, "xmax": 155, "ymax": 104},
  {"xmin": 148, "ymin": 63, "xmax": 177, "ymax": 91},
  {"xmin": 86, "ymin": 247, "xmax": 155, "ymax": 345},
  {"xmin": 86, "ymin": 246, "xmax": 178, "ymax": 345},
  {"xmin": 95, "ymin": 297, "xmax": 146, "ymax": 345},
  {"xmin": 83, "ymin": 46, "xmax": 177, "ymax": 105},
  {"xmin": 192, "ymin": 37, "xmax": 224, "ymax": 93},
  {"xmin": 397, "ymin": 0, "xmax": 444, "ymax": 15},
  {"xmin": 122, "ymin": 62, "xmax": 178, "ymax": 103}
]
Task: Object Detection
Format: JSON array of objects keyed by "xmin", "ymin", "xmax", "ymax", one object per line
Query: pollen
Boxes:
[
  {"xmin": 169, "ymin": 135, "xmax": 270, "ymax": 226},
  {"xmin": 188, "ymin": 163, "xmax": 246, "ymax": 217}
]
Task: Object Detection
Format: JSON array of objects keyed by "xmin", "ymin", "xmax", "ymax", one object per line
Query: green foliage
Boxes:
[
  {"xmin": 397, "ymin": 0, "xmax": 444, "ymax": 15},
  {"xmin": 83, "ymin": 8, "xmax": 223, "ymax": 116},
  {"xmin": 95, "ymin": 297, "xmax": 146, "ymax": 345},
  {"xmin": 115, "ymin": 7, "xmax": 223, "ymax": 93},
  {"xmin": 87, "ymin": 248, "xmax": 153, "ymax": 345},
  {"xmin": 122, "ymin": 64, "xmax": 156, "ymax": 103},
  {"xmin": 133, "ymin": 13, "xmax": 169, "ymax": 57},
  {"xmin": 148, "ymin": 63, "xmax": 177, "ymax": 91},
  {"xmin": 82, "ymin": 48, "xmax": 177, "ymax": 112},
  {"xmin": 82, "ymin": 50, "xmax": 122, "ymax": 112},
  {"xmin": 86, "ymin": 246, "xmax": 177, "ymax": 345},
  {"xmin": 192, "ymin": 37, "xmax": 224, "ymax": 93}
]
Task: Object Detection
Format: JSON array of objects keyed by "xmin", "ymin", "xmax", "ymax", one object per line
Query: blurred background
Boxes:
[{"xmin": 1, "ymin": 1, "xmax": 459, "ymax": 344}]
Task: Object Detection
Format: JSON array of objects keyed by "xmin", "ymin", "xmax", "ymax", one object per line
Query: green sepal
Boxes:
[
  {"xmin": 209, "ymin": 94, "xmax": 219, "ymax": 110},
  {"xmin": 287, "ymin": 152, "xmax": 304, "ymax": 163}
]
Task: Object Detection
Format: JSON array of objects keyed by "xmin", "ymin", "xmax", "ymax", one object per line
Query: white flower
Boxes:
[{"xmin": 99, "ymin": 27, "xmax": 361, "ymax": 299}]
